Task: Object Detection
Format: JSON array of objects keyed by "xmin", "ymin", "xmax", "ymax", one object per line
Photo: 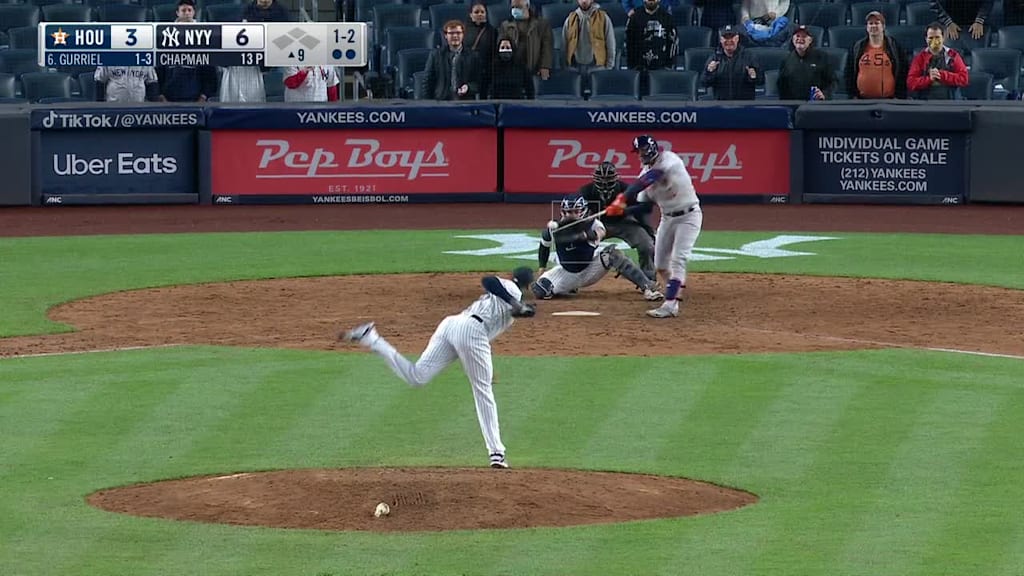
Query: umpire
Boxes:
[{"xmin": 578, "ymin": 161, "xmax": 657, "ymax": 282}]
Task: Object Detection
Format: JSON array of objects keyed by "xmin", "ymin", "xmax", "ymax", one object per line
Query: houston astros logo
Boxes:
[{"xmin": 50, "ymin": 28, "xmax": 69, "ymax": 45}]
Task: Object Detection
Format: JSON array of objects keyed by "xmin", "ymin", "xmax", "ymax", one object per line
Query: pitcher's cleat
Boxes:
[
  {"xmin": 643, "ymin": 287, "xmax": 664, "ymax": 301},
  {"xmin": 489, "ymin": 453, "xmax": 509, "ymax": 469}
]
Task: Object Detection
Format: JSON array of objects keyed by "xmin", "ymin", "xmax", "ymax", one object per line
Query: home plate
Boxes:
[{"xmin": 551, "ymin": 311, "xmax": 602, "ymax": 317}]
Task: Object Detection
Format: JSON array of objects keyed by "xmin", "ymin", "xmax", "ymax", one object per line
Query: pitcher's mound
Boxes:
[{"xmin": 86, "ymin": 467, "xmax": 757, "ymax": 532}]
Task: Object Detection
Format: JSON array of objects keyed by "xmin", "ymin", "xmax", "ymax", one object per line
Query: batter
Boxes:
[
  {"xmin": 341, "ymin": 267, "xmax": 537, "ymax": 469},
  {"xmin": 607, "ymin": 134, "xmax": 703, "ymax": 318}
]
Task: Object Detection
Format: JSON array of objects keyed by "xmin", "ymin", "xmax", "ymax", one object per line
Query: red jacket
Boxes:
[{"xmin": 907, "ymin": 47, "xmax": 968, "ymax": 94}]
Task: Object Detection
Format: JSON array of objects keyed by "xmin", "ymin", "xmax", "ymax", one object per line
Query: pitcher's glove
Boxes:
[{"xmin": 512, "ymin": 302, "xmax": 536, "ymax": 318}]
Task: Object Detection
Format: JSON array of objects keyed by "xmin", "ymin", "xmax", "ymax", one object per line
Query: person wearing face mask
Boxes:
[
  {"xmin": 777, "ymin": 25, "xmax": 833, "ymax": 100},
  {"xmin": 489, "ymin": 37, "xmax": 535, "ymax": 98},
  {"xmin": 907, "ymin": 22, "xmax": 968, "ymax": 100},
  {"xmin": 499, "ymin": 0, "xmax": 554, "ymax": 80},
  {"xmin": 465, "ymin": 2, "xmax": 498, "ymax": 98}
]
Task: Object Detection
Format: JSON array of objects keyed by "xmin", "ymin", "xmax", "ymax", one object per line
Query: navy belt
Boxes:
[
  {"xmin": 665, "ymin": 205, "xmax": 698, "ymax": 218},
  {"xmin": 471, "ymin": 314, "xmax": 483, "ymax": 323}
]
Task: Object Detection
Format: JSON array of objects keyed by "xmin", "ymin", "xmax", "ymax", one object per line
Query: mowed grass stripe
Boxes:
[
  {"xmin": 830, "ymin": 387, "xmax": 1003, "ymax": 575},
  {"xmin": 581, "ymin": 359, "xmax": 720, "ymax": 473},
  {"xmin": 655, "ymin": 354, "xmax": 796, "ymax": 484},
  {"xmin": 909, "ymin": 388, "xmax": 1024, "ymax": 576}
]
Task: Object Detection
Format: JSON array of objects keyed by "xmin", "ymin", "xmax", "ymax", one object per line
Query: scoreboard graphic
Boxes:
[{"xmin": 38, "ymin": 22, "xmax": 368, "ymax": 68}]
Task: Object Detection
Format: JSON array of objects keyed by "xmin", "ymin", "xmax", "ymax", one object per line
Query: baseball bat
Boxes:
[{"xmin": 550, "ymin": 209, "xmax": 607, "ymax": 235}]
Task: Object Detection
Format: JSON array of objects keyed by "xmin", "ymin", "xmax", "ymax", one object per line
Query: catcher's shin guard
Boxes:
[{"xmin": 601, "ymin": 247, "xmax": 655, "ymax": 291}]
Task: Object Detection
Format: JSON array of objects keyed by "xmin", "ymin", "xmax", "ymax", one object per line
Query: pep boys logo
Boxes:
[
  {"xmin": 256, "ymin": 139, "xmax": 449, "ymax": 180},
  {"xmin": 547, "ymin": 139, "xmax": 742, "ymax": 183}
]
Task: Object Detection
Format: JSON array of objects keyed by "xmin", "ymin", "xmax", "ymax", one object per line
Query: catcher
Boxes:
[
  {"xmin": 578, "ymin": 161, "xmax": 658, "ymax": 283},
  {"xmin": 531, "ymin": 195, "xmax": 664, "ymax": 301}
]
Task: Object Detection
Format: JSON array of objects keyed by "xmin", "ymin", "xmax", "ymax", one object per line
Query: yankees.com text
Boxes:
[
  {"xmin": 586, "ymin": 111, "xmax": 697, "ymax": 125},
  {"xmin": 295, "ymin": 111, "xmax": 407, "ymax": 125}
]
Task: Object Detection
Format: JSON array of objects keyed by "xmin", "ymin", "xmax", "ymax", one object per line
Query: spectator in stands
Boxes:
[
  {"xmin": 907, "ymin": 22, "xmax": 969, "ymax": 99},
  {"xmin": 465, "ymin": 1, "xmax": 498, "ymax": 99},
  {"xmin": 702, "ymin": 25, "xmax": 762, "ymax": 99},
  {"xmin": 622, "ymin": 0, "xmax": 678, "ymax": 19},
  {"xmin": 562, "ymin": 0, "xmax": 617, "ymax": 76},
  {"xmin": 699, "ymin": 0, "xmax": 739, "ymax": 45},
  {"xmin": 94, "ymin": 66, "xmax": 159, "ymax": 103},
  {"xmin": 499, "ymin": 0, "xmax": 554, "ymax": 80},
  {"xmin": 283, "ymin": 66, "xmax": 341, "ymax": 101},
  {"xmin": 156, "ymin": 0, "xmax": 218, "ymax": 102},
  {"xmin": 740, "ymin": 0, "xmax": 791, "ymax": 47},
  {"xmin": 846, "ymin": 11, "xmax": 908, "ymax": 99},
  {"xmin": 928, "ymin": 0, "xmax": 992, "ymax": 41},
  {"xmin": 244, "ymin": 0, "xmax": 291, "ymax": 22},
  {"xmin": 625, "ymin": 0, "xmax": 677, "ymax": 73},
  {"xmin": 489, "ymin": 36, "xmax": 535, "ymax": 98},
  {"xmin": 424, "ymin": 20, "xmax": 482, "ymax": 100},
  {"xmin": 777, "ymin": 25, "xmax": 833, "ymax": 100}
]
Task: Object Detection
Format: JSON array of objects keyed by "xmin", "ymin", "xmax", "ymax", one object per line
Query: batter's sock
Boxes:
[{"xmin": 665, "ymin": 279, "xmax": 683, "ymax": 301}]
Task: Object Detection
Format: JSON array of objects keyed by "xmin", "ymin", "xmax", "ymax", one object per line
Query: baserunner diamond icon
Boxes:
[{"xmin": 272, "ymin": 27, "xmax": 320, "ymax": 50}]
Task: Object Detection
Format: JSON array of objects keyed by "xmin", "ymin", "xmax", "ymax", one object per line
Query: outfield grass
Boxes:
[{"xmin": 1, "ymin": 229, "xmax": 1022, "ymax": 576}]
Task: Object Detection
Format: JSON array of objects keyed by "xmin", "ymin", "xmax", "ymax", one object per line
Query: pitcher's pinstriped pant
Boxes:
[{"xmin": 367, "ymin": 314, "xmax": 506, "ymax": 456}]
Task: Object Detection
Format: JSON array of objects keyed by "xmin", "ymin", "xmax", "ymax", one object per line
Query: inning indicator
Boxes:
[{"xmin": 39, "ymin": 22, "xmax": 367, "ymax": 68}]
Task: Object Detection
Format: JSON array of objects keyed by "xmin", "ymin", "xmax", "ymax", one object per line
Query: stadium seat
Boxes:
[
  {"xmin": 85, "ymin": 0, "xmax": 135, "ymax": 6},
  {"xmin": 30, "ymin": 0, "xmax": 78, "ymax": 7},
  {"xmin": 964, "ymin": 70, "xmax": 994, "ymax": 99},
  {"xmin": 354, "ymin": 0, "xmax": 401, "ymax": 23},
  {"xmin": 671, "ymin": 4, "xmax": 696, "ymax": 27},
  {"xmin": 587, "ymin": 68, "xmax": 640, "ymax": 100},
  {"xmin": 533, "ymin": 68, "xmax": 583, "ymax": 99},
  {"xmin": 682, "ymin": 46, "xmax": 714, "ymax": 71},
  {"xmin": 21, "ymin": 71, "xmax": 74, "ymax": 103},
  {"xmin": 541, "ymin": 3, "xmax": 576, "ymax": 29},
  {"xmin": 676, "ymin": 25, "xmax": 712, "ymax": 52},
  {"xmin": 644, "ymin": 68, "xmax": 698, "ymax": 100},
  {"xmin": 0, "ymin": 72, "xmax": 16, "ymax": 98},
  {"xmin": 903, "ymin": 1, "xmax": 936, "ymax": 26},
  {"xmin": 202, "ymin": 0, "xmax": 245, "ymax": 7},
  {"xmin": 850, "ymin": 2, "xmax": 900, "ymax": 29},
  {"xmin": 797, "ymin": 2, "xmax": 847, "ymax": 28},
  {"xmin": 827, "ymin": 24, "xmax": 867, "ymax": 51},
  {"xmin": 486, "ymin": 3, "xmax": 510, "ymax": 28},
  {"xmin": 428, "ymin": 3, "xmax": 467, "ymax": 35},
  {"xmin": 96, "ymin": 4, "xmax": 149, "ymax": 22},
  {"xmin": 371, "ymin": 4, "xmax": 422, "ymax": 47},
  {"xmin": 996, "ymin": 25, "xmax": 1024, "ymax": 51},
  {"xmin": 41, "ymin": 4, "xmax": 94, "ymax": 23},
  {"xmin": 603, "ymin": 3, "xmax": 628, "ymax": 27},
  {"xmin": 78, "ymin": 70, "xmax": 97, "ymax": 101},
  {"xmin": 970, "ymin": 48, "xmax": 1022, "ymax": 94},
  {"xmin": 6, "ymin": 26, "xmax": 37, "ymax": 50},
  {"xmin": 205, "ymin": 4, "xmax": 245, "ymax": 22},
  {"xmin": 761, "ymin": 68, "xmax": 779, "ymax": 98},
  {"xmin": 381, "ymin": 26, "xmax": 433, "ymax": 72},
  {"xmin": 0, "ymin": 48, "xmax": 43, "ymax": 77},
  {"xmin": 150, "ymin": 3, "xmax": 178, "ymax": 22},
  {"xmin": 748, "ymin": 46, "xmax": 789, "ymax": 71},
  {"xmin": 395, "ymin": 47, "xmax": 431, "ymax": 98},
  {"xmin": 885, "ymin": 25, "xmax": 925, "ymax": 54},
  {"xmin": 819, "ymin": 46, "xmax": 848, "ymax": 91},
  {"xmin": 411, "ymin": 69, "xmax": 427, "ymax": 99},
  {"xmin": 0, "ymin": 6, "xmax": 40, "ymax": 41}
]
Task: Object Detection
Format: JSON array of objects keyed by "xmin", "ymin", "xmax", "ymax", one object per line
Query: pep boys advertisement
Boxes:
[{"xmin": 502, "ymin": 130, "xmax": 791, "ymax": 198}]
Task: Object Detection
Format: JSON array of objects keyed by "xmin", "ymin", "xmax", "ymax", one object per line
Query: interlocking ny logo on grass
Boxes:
[{"xmin": 445, "ymin": 234, "xmax": 838, "ymax": 262}]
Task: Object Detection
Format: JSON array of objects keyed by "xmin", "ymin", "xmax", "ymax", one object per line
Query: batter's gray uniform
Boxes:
[
  {"xmin": 94, "ymin": 66, "xmax": 158, "ymax": 102},
  {"xmin": 348, "ymin": 278, "xmax": 525, "ymax": 464}
]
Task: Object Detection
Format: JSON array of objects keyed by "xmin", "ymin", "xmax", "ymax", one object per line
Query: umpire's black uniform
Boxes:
[{"xmin": 577, "ymin": 181, "xmax": 657, "ymax": 282}]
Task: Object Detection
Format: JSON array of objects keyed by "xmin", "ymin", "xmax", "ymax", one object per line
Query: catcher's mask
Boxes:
[
  {"xmin": 632, "ymin": 134, "xmax": 661, "ymax": 166},
  {"xmin": 560, "ymin": 195, "xmax": 588, "ymax": 221},
  {"xmin": 512, "ymin": 266, "xmax": 534, "ymax": 290},
  {"xmin": 593, "ymin": 162, "xmax": 620, "ymax": 199}
]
